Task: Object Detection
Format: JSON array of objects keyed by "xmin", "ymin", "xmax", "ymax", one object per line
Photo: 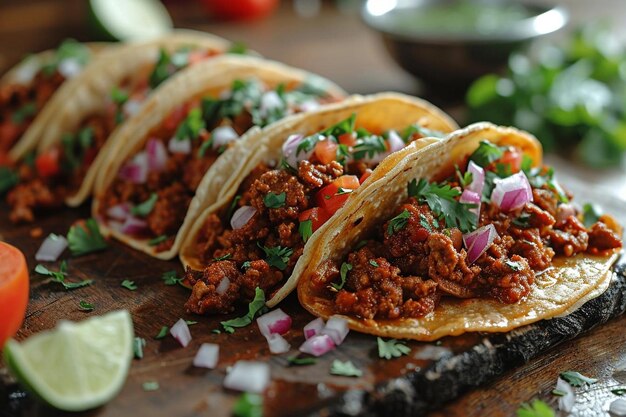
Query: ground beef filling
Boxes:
[
  {"xmin": 0, "ymin": 71, "xmax": 65, "ymax": 152},
  {"xmin": 184, "ymin": 160, "xmax": 345, "ymax": 315},
  {"xmin": 6, "ymin": 113, "xmax": 112, "ymax": 223},
  {"xmin": 314, "ymin": 187, "xmax": 622, "ymax": 321}
]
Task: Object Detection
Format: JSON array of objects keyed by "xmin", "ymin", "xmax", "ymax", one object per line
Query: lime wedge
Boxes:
[
  {"xmin": 88, "ymin": 0, "xmax": 173, "ymax": 41},
  {"xmin": 3, "ymin": 310, "xmax": 134, "ymax": 411}
]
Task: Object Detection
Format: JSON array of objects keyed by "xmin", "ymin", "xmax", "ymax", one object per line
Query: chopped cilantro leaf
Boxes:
[
  {"xmin": 162, "ymin": 270, "xmax": 183, "ymax": 286},
  {"xmin": 468, "ymin": 140, "xmax": 505, "ymax": 167},
  {"xmin": 419, "ymin": 214, "xmax": 433, "ymax": 232},
  {"xmin": 402, "ymin": 123, "xmax": 445, "ymax": 141},
  {"xmin": 455, "ymin": 166, "xmax": 473, "ymax": 188},
  {"xmin": 521, "ymin": 155, "xmax": 534, "ymax": 172},
  {"xmin": 377, "ymin": 337, "xmax": 411, "ymax": 359},
  {"xmin": 287, "ymin": 356, "xmax": 317, "ymax": 366},
  {"xmin": 175, "ymin": 108, "xmax": 205, "ymax": 141},
  {"xmin": 142, "ymin": 381, "xmax": 159, "ymax": 392},
  {"xmin": 559, "ymin": 371, "xmax": 597, "ymax": 387},
  {"xmin": 241, "ymin": 261, "xmax": 252, "ymax": 270},
  {"xmin": 264, "ymin": 192, "xmax": 286, "ymax": 209},
  {"xmin": 110, "ymin": 87, "xmax": 129, "ymax": 105},
  {"xmin": 387, "ymin": 209, "xmax": 410, "ymax": 235},
  {"xmin": 67, "ymin": 218, "xmax": 107, "ymax": 256},
  {"xmin": 149, "ymin": 49, "xmax": 173, "ymax": 89},
  {"xmin": 505, "ymin": 260, "xmax": 523, "ymax": 271},
  {"xmin": 148, "ymin": 235, "xmax": 168, "ymax": 246},
  {"xmin": 227, "ymin": 42, "xmax": 248, "ymax": 54},
  {"xmin": 213, "ymin": 253, "xmax": 232, "ymax": 261},
  {"xmin": 0, "ymin": 167, "xmax": 19, "ymax": 194},
  {"xmin": 197, "ymin": 139, "xmax": 213, "ymax": 157},
  {"xmin": 233, "ymin": 392, "xmax": 263, "ymax": 417},
  {"xmin": 353, "ymin": 134, "xmax": 386, "ymax": 160},
  {"xmin": 134, "ymin": 337, "xmax": 146, "ymax": 359},
  {"xmin": 155, "ymin": 326, "xmax": 169, "ymax": 339},
  {"xmin": 582, "ymin": 203, "xmax": 601, "ymax": 227},
  {"xmin": 221, "ymin": 287, "xmax": 267, "ymax": 333},
  {"xmin": 495, "ymin": 162, "xmax": 513, "ymax": 178},
  {"xmin": 34, "ymin": 262, "xmax": 93, "ymax": 290},
  {"xmin": 355, "ymin": 240, "xmax": 368, "ymax": 249},
  {"xmin": 612, "ymin": 388, "xmax": 626, "ymax": 396},
  {"xmin": 512, "ymin": 212, "xmax": 531, "ymax": 228},
  {"xmin": 131, "ymin": 193, "xmax": 158, "ymax": 217},
  {"xmin": 299, "ymin": 219, "xmax": 313, "ymax": 243},
  {"xmin": 369, "ymin": 260, "xmax": 379, "ymax": 267},
  {"xmin": 551, "ymin": 389, "xmax": 566, "ymax": 397},
  {"xmin": 331, "ymin": 262, "xmax": 352, "ymax": 291},
  {"xmin": 516, "ymin": 399, "xmax": 554, "ymax": 417},
  {"xmin": 78, "ymin": 300, "xmax": 94, "ymax": 311},
  {"xmin": 121, "ymin": 280, "xmax": 137, "ymax": 291},
  {"xmin": 330, "ymin": 360, "xmax": 362, "ymax": 377},
  {"xmin": 320, "ymin": 113, "xmax": 356, "ymax": 138},
  {"xmin": 258, "ymin": 243, "xmax": 293, "ymax": 271},
  {"xmin": 11, "ymin": 102, "xmax": 37, "ymax": 124},
  {"xmin": 185, "ymin": 320, "xmax": 198, "ymax": 326}
]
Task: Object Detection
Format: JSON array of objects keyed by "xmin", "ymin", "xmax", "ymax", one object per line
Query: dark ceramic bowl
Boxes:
[{"xmin": 362, "ymin": 0, "xmax": 568, "ymax": 92}]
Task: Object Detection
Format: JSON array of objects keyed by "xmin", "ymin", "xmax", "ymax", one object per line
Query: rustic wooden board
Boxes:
[{"xmin": 1, "ymin": 202, "xmax": 625, "ymax": 417}]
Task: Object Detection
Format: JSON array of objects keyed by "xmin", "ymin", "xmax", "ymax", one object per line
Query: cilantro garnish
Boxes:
[
  {"xmin": 227, "ymin": 42, "xmax": 248, "ymax": 54},
  {"xmin": 377, "ymin": 337, "xmax": 411, "ymax": 359},
  {"xmin": 41, "ymin": 39, "xmax": 91, "ymax": 76},
  {"xmin": 148, "ymin": 49, "xmax": 174, "ymax": 89},
  {"xmin": 330, "ymin": 360, "xmax": 362, "ymax": 377},
  {"xmin": 213, "ymin": 253, "xmax": 232, "ymax": 261},
  {"xmin": 142, "ymin": 381, "xmax": 160, "ymax": 392},
  {"xmin": 175, "ymin": 108, "xmax": 205, "ymax": 141},
  {"xmin": 155, "ymin": 326, "xmax": 169, "ymax": 339},
  {"xmin": 258, "ymin": 243, "xmax": 293, "ymax": 270},
  {"xmin": 505, "ymin": 260, "xmax": 523, "ymax": 271},
  {"xmin": 197, "ymin": 139, "xmax": 213, "ymax": 158},
  {"xmin": 67, "ymin": 218, "xmax": 108, "ymax": 256},
  {"xmin": 220, "ymin": 287, "xmax": 267, "ymax": 333},
  {"xmin": 131, "ymin": 193, "xmax": 158, "ymax": 217},
  {"xmin": 34, "ymin": 261, "xmax": 93, "ymax": 290},
  {"xmin": 78, "ymin": 300, "xmax": 94, "ymax": 311},
  {"xmin": 353, "ymin": 134, "xmax": 386, "ymax": 160},
  {"xmin": 369, "ymin": 260, "xmax": 379, "ymax": 267},
  {"xmin": 148, "ymin": 235, "xmax": 168, "ymax": 246},
  {"xmin": 264, "ymin": 192, "xmax": 286, "ymax": 209},
  {"xmin": 387, "ymin": 209, "xmax": 411, "ymax": 235},
  {"xmin": 582, "ymin": 203, "xmax": 601, "ymax": 227},
  {"xmin": 0, "ymin": 167, "xmax": 19, "ymax": 194},
  {"xmin": 455, "ymin": 165, "xmax": 473, "ymax": 188},
  {"xmin": 121, "ymin": 280, "xmax": 137, "ymax": 291},
  {"xmin": 162, "ymin": 270, "xmax": 183, "ymax": 286},
  {"xmin": 134, "ymin": 337, "xmax": 146, "ymax": 359},
  {"xmin": 468, "ymin": 140, "xmax": 506, "ymax": 167},
  {"xmin": 512, "ymin": 212, "xmax": 531, "ymax": 228},
  {"xmin": 419, "ymin": 213, "xmax": 434, "ymax": 232},
  {"xmin": 241, "ymin": 261, "xmax": 252, "ymax": 270},
  {"xmin": 296, "ymin": 115, "xmax": 356, "ymax": 157},
  {"xmin": 331, "ymin": 262, "xmax": 352, "ymax": 291},
  {"xmin": 402, "ymin": 123, "xmax": 445, "ymax": 141},
  {"xmin": 551, "ymin": 389, "xmax": 566, "ymax": 397},
  {"xmin": 612, "ymin": 388, "xmax": 626, "ymax": 396},
  {"xmin": 110, "ymin": 86, "xmax": 128, "ymax": 122},
  {"xmin": 11, "ymin": 102, "xmax": 37, "ymax": 124},
  {"xmin": 408, "ymin": 178, "xmax": 477, "ymax": 233},
  {"xmin": 516, "ymin": 399, "xmax": 555, "ymax": 417},
  {"xmin": 559, "ymin": 371, "xmax": 598, "ymax": 387},
  {"xmin": 299, "ymin": 219, "xmax": 313, "ymax": 243},
  {"xmin": 233, "ymin": 392, "xmax": 263, "ymax": 417},
  {"xmin": 287, "ymin": 356, "xmax": 317, "ymax": 366},
  {"xmin": 186, "ymin": 320, "xmax": 198, "ymax": 326}
]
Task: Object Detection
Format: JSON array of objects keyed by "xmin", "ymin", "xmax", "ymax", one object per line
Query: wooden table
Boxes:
[{"xmin": 2, "ymin": 1, "xmax": 626, "ymax": 416}]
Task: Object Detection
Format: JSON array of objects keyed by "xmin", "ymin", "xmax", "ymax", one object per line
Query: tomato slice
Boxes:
[
  {"xmin": 299, "ymin": 207, "xmax": 331, "ymax": 232},
  {"xmin": 333, "ymin": 175, "xmax": 360, "ymax": 190},
  {"xmin": 338, "ymin": 132, "xmax": 356, "ymax": 147},
  {"xmin": 0, "ymin": 242, "xmax": 29, "ymax": 348},
  {"xmin": 498, "ymin": 148, "xmax": 523, "ymax": 173},
  {"xmin": 359, "ymin": 169, "xmax": 372, "ymax": 184},
  {"xmin": 35, "ymin": 148, "xmax": 61, "ymax": 178},
  {"xmin": 314, "ymin": 139, "xmax": 338, "ymax": 165},
  {"xmin": 315, "ymin": 179, "xmax": 359, "ymax": 215}
]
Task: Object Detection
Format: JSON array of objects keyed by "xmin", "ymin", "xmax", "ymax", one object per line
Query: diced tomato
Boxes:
[
  {"xmin": 187, "ymin": 51, "xmax": 208, "ymax": 66},
  {"xmin": 498, "ymin": 148, "xmax": 523, "ymax": 173},
  {"xmin": 299, "ymin": 207, "xmax": 332, "ymax": 232},
  {"xmin": 163, "ymin": 105, "xmax": 187, "ymax": 132},
  {"xmin": 314, "ymin": 139, "xmax": 338, "ymax": 165},
  {"xmin": 35, "ymin": 148, "xmax": 60, "ymax": 178},
  {"xmin": 0, "ymin": 242, "xmax": 29, "ymax": 348},
  {"xmin": 359, "ymin": 169, "xmax": 372, "ymax": 184},
  {"xmin": 333, "ymin": 175, "xmax": 360, "ymax": 190},
  {"xmin": 315, "ymin": 185, "xmax": 348, "ymax": 215},
  {"xmin": 338, "ymin": 132, "xmax": 356, "ymax": 147}
]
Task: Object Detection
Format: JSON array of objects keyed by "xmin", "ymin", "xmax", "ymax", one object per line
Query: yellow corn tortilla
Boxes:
[
  {"xmin": 178, "ymin": 92, "xmax": 460, "ymax": 305},
  {"xmin": 93, "ymin": 55, "xmax": 347, "ymax": 260},
  {"xmin": 297, "ymin": 122, "xmax": 622, "ymax": 341}
]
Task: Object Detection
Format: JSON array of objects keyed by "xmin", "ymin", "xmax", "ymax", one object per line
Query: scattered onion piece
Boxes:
[
  {"xmin": 303, "ymin": 318, "xmax": 325, "ymax": 340},
  {"xmin": 260, "ymin": 91, "xmax": 283, "ymax": 117},
  {"xmin": 123, "ymin": 99, "xmax": 142, "ymax": 117},
  {"xmin": 491, "ymin": 171, "xmax": 533, "ymax": 212},
  {"xmin": 230, "ymin": 206, "xmax": 256, "ymax": 230},
  {"xmin": 35, "ymin": 234, "xmax": 68, "ymax": 262},
  {"xmin": 466, "ymin": 161, "xmax": 485, "ymax": 196},
  {"xmin": 58, "ymin": 58, "xmax": 82, "ymax": 78},
  {"xmin": 168, "ymin": 137, "xmax": 191, "ymax": 154},
  {"xmin": 267, "ymin": 334, "xmax": 290, "ymax": 354},
  {"xmin": 119, "ymin": 152, "xmax": 148, "ymax": 184},
  {"xmin": 170, "ymin": 318, "xmax": 192, "ymax": 348},
  {"xmin": 121, "ymin": 216, "xmax": 148, "ymax": 235},
  {"xmin": 299, "ymin": 334, "xmax": 335, "ymax": 357},
  {"xmin": 282, "ymin": 134, "xmax": 311, "ymax": 168},
  {"xmin": 256, "ymin": 308, "xmax": 292, "ymax": 338},
  {"xmin": 556, "ymin": 377, "xmax": 575, "ymax": 413},
  {"xmin": 387, "ymin": 130, "xmax": 405, "ymax": 154},
  {"xmin": 321, "ymin": 316, "xmax": 349, "ymax": 345},
  {"xmin": 216, "ymin": 277, "xmax": 230, "ymax": 296},
  {"xmin": 146, "ymin": 138, "xmax": 167, "ymax": 172},
  {"xmin": 223, "ymin": 361, "xmax": 270, "ymax": 394},
  {"xmin": 106, "ymin": 203, "xmax": 131, "ymax": 221},
  {"xmin": 463, "ymin": 224, "xmax": 498, "ymax": 264},
  {"xmin": 193, "ymin": 343, "xmax": 219, "ymax": 369},
  {"xmin": 460, "ymin": 189, "xmax": 481, "ymax": 217},
  {"xmin": 212, "ymin": 126, "xmax": 239, "ymax": 149}
]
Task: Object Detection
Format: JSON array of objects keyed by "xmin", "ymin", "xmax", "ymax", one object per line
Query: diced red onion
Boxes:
[
  {"xmin": 321, "ymin": 316, "xmax": 349, "ymax": 345},
  {"xmin": 556, "ymin": 203, "xmax": 576, "ymax": 223},
  {"xmin": 35, "ymin": 234, "xmax": 68, "ymax": 262},
  {"xmin": 170, "ymin": 318, "xmax": 192, "ymax": 348},
  {"xmin": 303, "ymin": 317, "xmax": 325, "ymax": 340},
  {"xmin": 491, "ymin": 171, "xmax": 533, "ymax": 212},
  {"xmin": 267, "ymin": 333, "xmax": 291, "ymax": 354},
  {"xmin": 230, "ymin": 206, "xmax": 256, "ymax": 230},
  {"xmin": 282, "ymin": 134, "xmax": 311, "ymax": 168},
  {"xmin": 463, "ymin": 224, "xmax": 498, "ymax": 264},
  {"xmin": 106, "ymin": 203, "xmax": 131, "ymax": 221},
  {"xmin": 121, "ymin": 216, "xmax": 148, "ymax": 235},
  {"xmin": 387, "ymin": 130, "xmax": 405, "ymax": 154},
  {"xmin": 212, "ymin": 126, "xmax": 239, "ymax": 149},
  {"xmin": 193, "ymin": 343, "xmax": 219, "ymax": 369},
  {"xmin": 610, "ymin": 399, "xmax": 626, "ymax": 416},
  {"xmin": 118, "ymin": 152, "xmax": 148, "ymax": 184},
  {"xmin": 299, "ymin": 100, "xmax": 320, "ymax": 112},
  {"xmin": 466, "ymin": 161, "xmax": 485, "ymax": 196},
  {"xmin": 299, "ymin": 334, "xmax": 335, "ymax": 357},
  {"xmin": 260, "ymin": 91, "xmax": 283, "ymax": 116},
  {"xmin": 216, "ymin": 277, "xmax": 230, "ymax": 296},
  {"xmin": 146, "ymin": 138, "xmax": 168, "ymax": 172},
  {"xmin": 168, "ymin": 137, "xmax": 191, "ymax": 154},
  {"xmin": 256, "ymin": 308, "xmax": 292, "ymax": 338},
  {"xmin": 556, "ymin": 377, "xmax": 575, "ymax": 413},
  {"xmin": 223, "ymin": 361, "xmax": 270, "ymax": 394},
  {"xmin": 58, "ymin": 58, "xmax": 82, "ymax": 79},
  {"xmin": 123, "ymin": 99, "xmax": 143, "ymax": 117},
  {"xmin": 460, "ymin": 189, "xmax": 481, "ymax": 217}
]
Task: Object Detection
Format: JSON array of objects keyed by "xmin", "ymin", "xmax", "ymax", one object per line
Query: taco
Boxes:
[
  {"xmin": 177, "ymin": 92, "xmax": 459, "ymax": 315},
  {"xmin": 297, "ymin": 122, "xmax": 623, "ymax": 341},
  {"xmin": 2, "ymin": 30, "xmax": 234, "ymax": 223},
  {"xmin": 92, "ymin": 55, "xmax": 347, "ymax": 260},
  {"xmin": 1, "ymin": 39, "xmax": 103, "ymax": 159}
]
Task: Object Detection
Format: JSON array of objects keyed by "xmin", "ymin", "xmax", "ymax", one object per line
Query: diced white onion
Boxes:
[
  {"xmin": 35, "ymin": 234, "xmax": 68, "ymax": 262},
  {"xmin": 463, "ymin": 224, "xmax": 498, "ymax": 264},
  {"xmin": 256, "ymin": 308, "xmax": 292, "ymax": 338},
  {"xmin": 170, "ymin": 318, "xmax": 192, "ymax": 348},
  {"xmin": 321, "ymin": 315, "xmax": 349, "ymax": 345},
  {"xmin": 212, "ymin": 126, "xmax": 239, "ymax": 149},
  {"xmin": 168, "ymin": 137, "xmax": 191, "ymax": 154},
  {"xmin": 193, "ymin": 343, "xmax": 219, "ymax": 369},
  {"xmin": 491, "ymin": 171, "xmax": 533, "ymax": 212},
  {"xmin": 260, "ymin": 90, "xmax": 283, "ymax": 116},
  {"xmin": 267, "ymin": 333, "xmax": 291, "ymax": 354},
  {"xmin": 123, "ymin": 99, "xmax": 143, "ymax": 117},
  {"xmin": 15, "ymin": 59, "xmax": 39, "ymax": 84},
  {"xmin": 107, "ymin": 203, "xmax": 131, "ymax": 221},
  {"xmin": 303, "ymin": 317, "xmax": 325, "ymax": 340},
  {"xmin": 387, "ymin": 130, "xmax": 405, "ymax": 154},
  {"xmin": 57, "ymin": 58, "xmax": 82, "ymax": 78},
  {"xmin": 223, "ymin": 361, "xmax": 270, "ymax": 394},
  {"xmin": 282, "ymin": 134, "xmax": 311, "ymax": 168},
  {"xmin": 230, "ymin": 206, "xmax": 256, "ymax": 230},
  {"xmin": 299, "ymin": 334, "xmax": 335, "ymax": 357},
  {"xmin": 299, "ymin": 100, "xmax": 320, "ymax": 112},
  {"xmin": 216, "ymin": 277, "xmax": 230, "ymax": 296}
]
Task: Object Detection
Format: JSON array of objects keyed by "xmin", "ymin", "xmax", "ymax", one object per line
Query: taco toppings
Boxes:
[
  {"xmin": 3, "ymin": 46, "xmax": 220, "ymax": 223},
  {"xmin": 182, "ymin": 115, "xmax": 445, "ymax": 315},
  {"xmin": 0, "ymin": 40, "xmax": 92, "ymax": 154},
  {"xmin": 309, "ymin": 140, "xmax": 622, "ymax": 321},
  {"xmin": 97, "ymin": 78, "xmax": 339, "ymax": 253}
]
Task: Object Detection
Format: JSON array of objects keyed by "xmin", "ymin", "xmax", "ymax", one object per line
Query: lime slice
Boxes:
[
  {"xmin": 88, "ymin": 0, "xmax": 173, "ymax": 41},
  {"xmin": 3, "ymin": 310, "xmax": 134, "ymax": 412}
]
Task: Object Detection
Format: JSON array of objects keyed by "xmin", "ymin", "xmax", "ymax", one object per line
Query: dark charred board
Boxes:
[{"xmin": 1, "ymin": 203, "xmax": 625, "ymax": 417}]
